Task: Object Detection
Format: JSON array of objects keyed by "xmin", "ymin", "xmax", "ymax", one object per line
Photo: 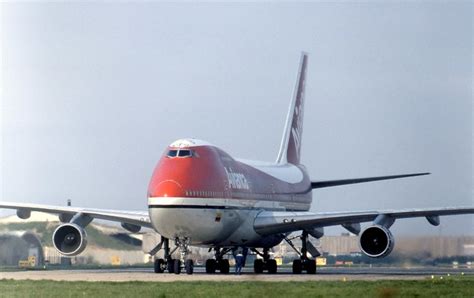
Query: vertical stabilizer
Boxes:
[{"xmin": 276, "ymin": 52, "xmax": 308, "ymax": 165}]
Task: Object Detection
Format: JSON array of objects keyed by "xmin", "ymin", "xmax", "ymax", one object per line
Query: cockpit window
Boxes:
[
  {"xmin": 167, "ymin": 149, "xmax": 193, "ymax": 158},
  {"xmin": 167, "ymin": 150, "xmax": 178, "ymax": 157},
  {"xmin": 178, "ymin": 150, "xmax": 191, "ymax": 157}
]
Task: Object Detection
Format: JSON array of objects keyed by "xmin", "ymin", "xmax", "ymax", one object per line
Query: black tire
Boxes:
[
  {"xmin": 219, "ymin": 259, "xmax": 230, "ymax": 274},
  {"xmin": 154, "ymin": 258, "xmax": 165, "ymax": 273},
  {"xmin": 173, "ymin": 259, "xmax": 181, "ymax": 275},
  {"xmin": 185, "ymin": 259, "xmax": 194, "ymax": 275},
  {"xmin": 167, "ymin": 259, "xmax": 175, "ymax": 273},
  {"xmin": 306, "ymin": 260, "xmax": 316, "ymax": 274},
  {"xmin": 205, "ymin": 259, "xmax": 216, "ymax": 274},
  {"xmin": 292, "ymin": 259, "xmax": 302, "ymax": 274},
  {"xmin": 267, "ymin": 259, "xmax": 277, "ymax": 274},
  {"xmin": 254, "ymin": 259, "xmax": 264, "ymax": 274}
]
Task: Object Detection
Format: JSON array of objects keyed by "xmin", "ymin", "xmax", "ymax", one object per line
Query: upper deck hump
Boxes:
[
  {"xmin": 167, "ymin": 138, "xmax": 305, "ymax": 185},
  {"xmin": 236, "ymin": 158, "xmax": 304, "ymax": 184}
]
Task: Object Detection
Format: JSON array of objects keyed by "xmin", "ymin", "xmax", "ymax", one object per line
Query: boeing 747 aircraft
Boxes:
[{"xmin": 1, "ymin": 53, "xmax": 473, "ymax": 274}]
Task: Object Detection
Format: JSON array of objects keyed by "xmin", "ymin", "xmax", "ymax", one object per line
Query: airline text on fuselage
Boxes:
[{"xmin": 224, "ymin": 167, "xmax": 250, "ymax": 190}]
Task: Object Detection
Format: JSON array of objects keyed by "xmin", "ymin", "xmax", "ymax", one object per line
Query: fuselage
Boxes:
[{"xmin": 147, "ymin": 139, "xmax": 312, "ymax": 247}]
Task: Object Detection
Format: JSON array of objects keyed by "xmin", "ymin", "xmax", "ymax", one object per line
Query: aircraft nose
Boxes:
[{"xmin": 150, "ymin": 180, "xmax": 185, "ymax": 197}]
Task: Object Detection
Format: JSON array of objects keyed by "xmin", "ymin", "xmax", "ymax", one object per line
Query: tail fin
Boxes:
[{"xmin": 276, "ymin": 52, "xmax": 308, "ymax": 165}]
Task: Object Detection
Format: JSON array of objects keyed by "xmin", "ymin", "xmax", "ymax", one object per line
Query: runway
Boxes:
[{"xmin": 1, "ymin": 266, "xmax": 472, "ymax": 282}]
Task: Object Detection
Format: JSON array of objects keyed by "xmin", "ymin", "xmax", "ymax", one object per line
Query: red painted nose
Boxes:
[{"xmin": 149, "ymin": 180, "xmax": 185, "ymax": 197}]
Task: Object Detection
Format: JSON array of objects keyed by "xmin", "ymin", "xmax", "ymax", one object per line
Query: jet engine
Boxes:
[
  {"xmin": 359, "ymin": 225, "xmax": 394, "ymax": 258},
  {"xmin": 52, "ymin": 223, "xmax": 88, "ymax": 256}
]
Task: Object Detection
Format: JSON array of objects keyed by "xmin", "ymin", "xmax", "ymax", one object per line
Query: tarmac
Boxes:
[{"xmin": 1, "ymin": 266, "xmax": 472, "ymax": 282}]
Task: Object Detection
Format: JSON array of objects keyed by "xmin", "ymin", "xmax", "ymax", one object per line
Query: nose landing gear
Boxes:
[
  {"xmin": 174, "ymin": 237, "xmax": 193, "ymax": 275},
  {"xmin": 152, "ymin": 236, "xmax": 194, "ymax": 275}
]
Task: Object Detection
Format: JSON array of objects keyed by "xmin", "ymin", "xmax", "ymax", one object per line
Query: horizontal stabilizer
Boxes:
[{"xmin": 311, "ymin": 173, "xmax": 430, "ymax": 189}]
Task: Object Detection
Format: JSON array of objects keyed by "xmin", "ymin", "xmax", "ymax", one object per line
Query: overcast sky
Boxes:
[{"xmin": 1, "ymin": 2, "xmax": 472, "ymax": 235}]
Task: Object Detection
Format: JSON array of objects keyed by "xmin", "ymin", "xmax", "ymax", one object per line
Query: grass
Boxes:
[{"xmin": 0, "ymin": 278, "xmax": 473, "ymax": 298}]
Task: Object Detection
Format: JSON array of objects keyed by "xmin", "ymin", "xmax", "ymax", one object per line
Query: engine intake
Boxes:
[
  {"xmin": 359, "ymin": 225, "xmax": 394, "ymax": 258},
  {"xmin": 52, "ymin": 223, "xmax": 87, "ymax": 256}
]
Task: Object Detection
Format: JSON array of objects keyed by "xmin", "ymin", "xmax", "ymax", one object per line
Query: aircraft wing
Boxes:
[
  {"xmin": 0, "ymin": 201, "xmax": 152, "ymax": 229},
  {"xmin": 311, "ymin": 172, "xmax": 430, "ymax": 189},
  {"xmin": 254, "ymin": 206, "xmax": 474, "ymax": 235}
]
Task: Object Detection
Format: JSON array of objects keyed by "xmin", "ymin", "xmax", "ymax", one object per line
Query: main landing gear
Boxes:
[
  {"xmin": 151, "ymin": 233, "xmax": 317, "ymax": 275},
  {"xmin": 205, "ymin": 247, "xmax": 230, "ymax": 274},
  {"xmin": 285, "ymin": 231, "xmax": 317, "ymax": 274},
  {"xmin": 153, "ymin": 236, "xmax": 194, "ymax": 275},
  {"xmin": 251, "ymin": 248, "xmax": 277, "ymax": 274}
]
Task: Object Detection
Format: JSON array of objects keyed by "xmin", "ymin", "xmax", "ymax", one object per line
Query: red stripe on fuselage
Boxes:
[{"xmin": 147, "ymin": 145, "xmax": 312, "ymax": 207}]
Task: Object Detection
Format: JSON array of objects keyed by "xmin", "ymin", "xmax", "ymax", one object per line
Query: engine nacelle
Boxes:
[
  {"xmin": 52, "ymin": 223, "xmax": 88, "ymax": 256},
  {"xmin": 359, "ymin": 225, "xmax": 395, "ymax": 258}
]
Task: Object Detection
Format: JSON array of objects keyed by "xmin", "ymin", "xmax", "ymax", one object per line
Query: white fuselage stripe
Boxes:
[{"xmin": 148, "ymin": 197, "xmax": 310, "ymax": 211}]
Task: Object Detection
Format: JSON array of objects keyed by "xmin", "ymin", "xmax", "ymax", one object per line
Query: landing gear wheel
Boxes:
[
  {"xmin": 254, "ymin": 259, "xmax": 264, "ymax": 274},
  {"xmin": 292, "ymin": 260, "xmax": 302, "ymax": 274},
  {"xmin": 219, "ymin": 259, "xmax": 230, "ymax": 274},
  {"xmin": 167, "ymin": 259, "xmax": 175, "ymax": 273},
  {"xmin": 267, "ymin": 259, "xmax": 277, "ymax": 274},
  {"xmin": 205, "ymin": 259, "xmax": 216, "ymax": 274},
  {"xmin": 185, "ymin": 259, "xmax": 194, "ymax": 275},
  {"xmin": 173, "ymin": 259, "xmax": 182, "ymax": 275},
  {"xmin": 306, "ymin": 260, "xmax": 316, "ymax": 274},
  {"xmin": 154, "ymin": 258, "xmax": 165, "ymax": 273}
]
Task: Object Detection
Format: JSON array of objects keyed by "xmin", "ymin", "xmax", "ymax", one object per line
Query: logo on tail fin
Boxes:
[
  {"xmin": 276, "ymin": 53, "xmax": 308, "ymax": 165},
  {"xmin": 290, "ymin": 98, "xmax": 305, "ymax": 161}
]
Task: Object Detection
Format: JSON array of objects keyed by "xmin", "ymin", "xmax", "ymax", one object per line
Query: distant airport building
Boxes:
[
  {"xmin": 464, "ymin": 244, "xmax": 474, "ymax": 256},
  {"xmin": 397, "ymin": 236, "xmax": 474, "ymax": 257},
  {"xmin": 315, "ymin": 234, "xmax": 474, "ymax": 258},
  {"xmin": 0, "ymin": 231, "xmax": 44, "ymax": 266},
  {"xmin": 318, "ymin": 234, "xmax": 360, "ymax": 256},
  {"xmin": 0, "ymin": 212, "xmax": 146, "ymax": 266}
]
